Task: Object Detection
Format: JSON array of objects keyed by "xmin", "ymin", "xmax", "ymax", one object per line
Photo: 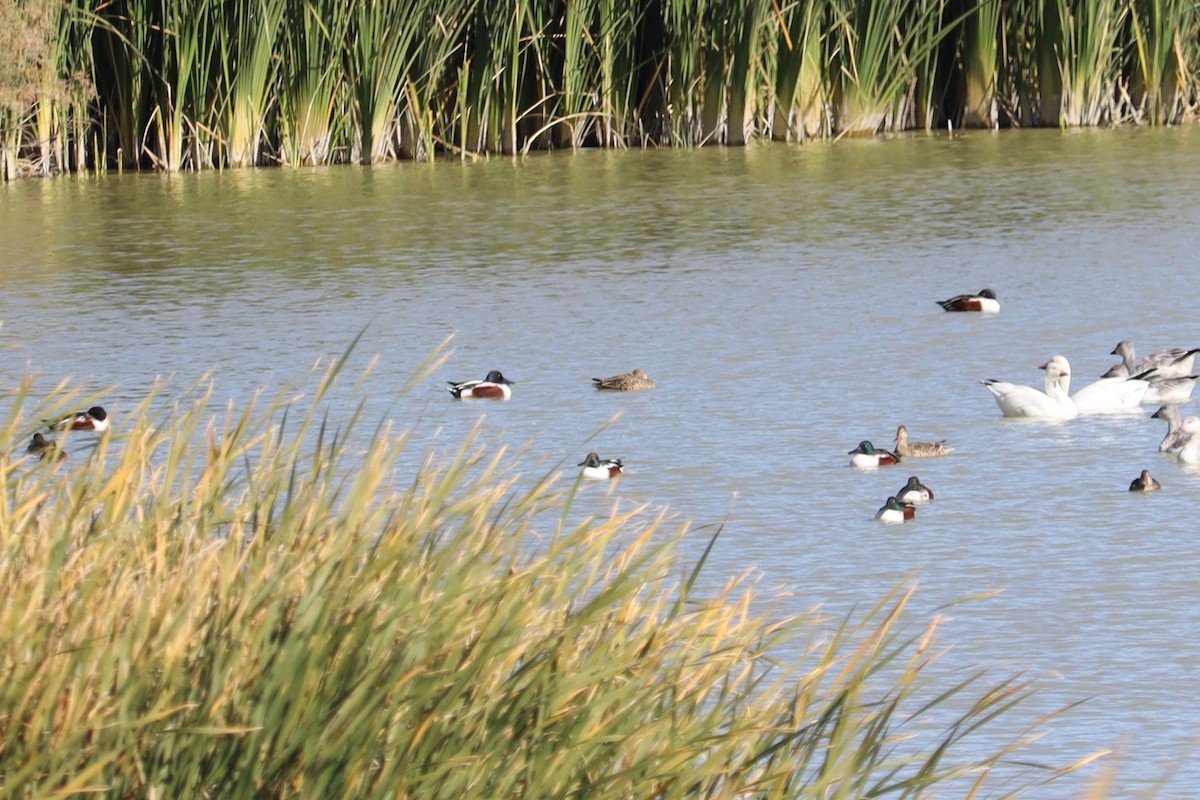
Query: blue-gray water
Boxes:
[{"xmin": 3, "ymin": 127, "xmax": 1200, "ymax": 797}]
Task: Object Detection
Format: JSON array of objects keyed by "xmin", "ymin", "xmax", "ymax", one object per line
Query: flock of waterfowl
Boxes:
[
  {"xmin": 26, "ymin": 368, "xmax": 648, "ymax": 478},
  {"xmin": 853, "ymin": 289, "xmax": 1195, "ymax": 523},
  {"xmin": 447, "ymin": 367, "xmax": 653, "ymax": 479}
]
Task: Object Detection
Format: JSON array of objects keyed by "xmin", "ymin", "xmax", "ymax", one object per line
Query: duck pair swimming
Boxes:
[
  {"xmin": 449, "ymin": 368, "xmax": 656, "ymax": 398},
  {"xmin": 23, "ymin": 406, "xmax": 111, "ymax": 463},
  {"xmin": 875, "ymin": 478, "xmax": 933, "ymax": 523}
]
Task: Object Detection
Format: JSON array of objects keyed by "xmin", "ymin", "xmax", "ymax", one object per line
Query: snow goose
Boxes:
[
  {"xmin": 1070, "ymin": 372, "xmax": 1150, "ymax": 414},
  {"xmin": 1172, "ymin": 416, "xmax": 1200, "ymax": 465},
  {"xmin": 1151, "ymin": 405, "xmax": 1187, "ymax": 454},
  {"xmin": 1100, "ymin": 363, "xmax": 1199, "ymax": 404},
  {"xmin": 1108, "ymin": 341, "xmax": 1200, "ymax": 380},
  {"xmin": 981, "ymin": 356, "xmax": 1077, "ymax": 419}
]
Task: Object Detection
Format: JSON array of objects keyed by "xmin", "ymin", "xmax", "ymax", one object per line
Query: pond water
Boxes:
[{"xmin": 4, "ymin": 127, "xmax": 1200, "ymax": 797}]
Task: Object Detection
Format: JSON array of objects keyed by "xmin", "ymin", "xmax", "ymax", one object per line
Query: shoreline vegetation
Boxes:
[
  {"xmin": 0, "ymin": 0, "xmax": 1198, "ymax": 180},
  {"xmin": 0, "ymin": 353, "xmax": 1108, "ymax": 795}
]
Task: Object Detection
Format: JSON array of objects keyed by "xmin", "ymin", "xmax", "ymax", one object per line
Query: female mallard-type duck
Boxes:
[
  {"xmin": 592, "ymin": 368, "xmax": 655, "ymax": 391},
  {"xmin": 893, "ymin": 425, "xmax": 952, "ymax": 457},
  {"xmin": 1128, "ymin": 470, "xmax": 1162, "ymax": 493}
]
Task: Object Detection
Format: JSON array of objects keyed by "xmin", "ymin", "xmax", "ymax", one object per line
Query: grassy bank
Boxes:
[
  {"xmin": 0, "ymin": 0, "xmax": 1197, "ymax": 178},
  {"xmin": 0, "ymin": 356, "xmax": 1107, "ymax": 797}
]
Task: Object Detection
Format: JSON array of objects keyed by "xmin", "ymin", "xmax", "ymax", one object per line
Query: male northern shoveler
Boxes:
[
  {"xmin": 26, "ymin": 432, "xmax": 66, "ymax": 462},
  {"xmin": 1129, "ymin": 469, "xmax": 1162, "ymax": 493},
  {"xmin": 44, "ymin": 406, "xmax": 109, "ymax": 433},
  {"xmin": 447, "ymin": 370, "xmax": 514, "ymax": 399},
  {"xmin": 893, "ymin": 425, "xmax": 952, "ymax": 457},
  {"xmin": 936, "ymin": 288, "xmax": 999, "ymax": 313},
  {"xmin": 848, "ymin": 441, "xmax": 901, "ymax": 469},
  {"xmin": 592, "ymin": 368, "xmax": 655, "ymax": 391},
  {"xmin": 875, "ymin": 496, "xmax": 913, "ymax": 524},
  {"xmin": 578, "ymin": 452, "xmax": 624, "ymax": 479},
  {"xmin": 896, "ymin": 475, "xmax": 934, "ymax": 505}
]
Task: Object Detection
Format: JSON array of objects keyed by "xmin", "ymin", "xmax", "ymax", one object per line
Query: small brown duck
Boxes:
[
  {"xmin": 592, "ymin": 368, "xmax": 655, "ymax": 391},
  {"xmin": 893, "ymin": 425, "xmax": 952, "ymax": 457},
  {"xmin": 1129, "ymin": 469, "xmax": 1162, "ymax": 493},
  {"xmin": 27, "ymin": 432, "xmax": 66, "ymax": 462}
]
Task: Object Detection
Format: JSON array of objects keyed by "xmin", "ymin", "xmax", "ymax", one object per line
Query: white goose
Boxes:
[
  {"xmin": 1100, "ymin": 363, "xmax": 1200, "ymax": 405},
  {"xmin": 1108, "ymin": 340, "xmax": 1200, "ymax": 380},
  {"xmin": 1172, "ymin": 416, "xmax": 1200, "ymax": 465},
  {"xmin": 1070, "ymin": 371, "xmax": 1150, "ymax": 414},
  {"xmin": 981, "ymin": 356, "xmax": 1077, "ymax": 419},
  {"xmin": 1151, "ymin": 405, "xmax": 1187, "ymax": 454}
]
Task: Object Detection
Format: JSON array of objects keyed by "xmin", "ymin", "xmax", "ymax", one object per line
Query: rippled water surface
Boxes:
[{"xmin": 4, "ymin": 127, "xmax": 1200, "ymax": 797}]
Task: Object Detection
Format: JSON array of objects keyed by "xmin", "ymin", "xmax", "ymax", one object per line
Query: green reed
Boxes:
[
  {"xmin": 219, "ymin": 0, "xmax": 286, "ymax": 167},
  {"xmin": 959, "ymin": 0, "xmax": 1001, "ymax": 127},
  {"xmin": 276, "ymin": 0, "xmax": 347, "ymax": 166},
  {"xmin": 2, "ymin": 0, "xmax": 1200, "ymax": 177},
  {"xmin": 768, "ymin": 0, "xmax": 828, "ymax": 140},
  {"xmin": 0, "ymin": 356, "xmax": 1108, "ymax": 796},
  {"xmin": 1128, "ymin": 0, "xmax": 1200, "ymax": 124}
]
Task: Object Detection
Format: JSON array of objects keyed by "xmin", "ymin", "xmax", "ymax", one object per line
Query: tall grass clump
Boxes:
[
  {"xmin": 827, "ymin": 0, "xmax": 948, "ymax": 135},
  {"xmin": 1127, "ymin": 0, "xmax": 1200, "ymax": 124},
  {"xmin": 276, "ymin": 0, "xmax": 348, "ymax": 166},
  {"xmin": 958, "ymin": 0, "xmax": 1002, "ymax": 127},
  {"xmin": 219, "ymin": 0, "xmax": 286, "ymax": 167},
  {"xmin": 768, "ymin": 0, "xmax": 828, "ymax": 141},
  {"xmin": 0, "ymin": 356, "xmax": 1107, "ymax": 796}
]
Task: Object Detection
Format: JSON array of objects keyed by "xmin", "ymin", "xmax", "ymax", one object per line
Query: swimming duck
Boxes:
[
  {"xmin": 893, "ymin": 425, "xmax": 952, "ymax": 457},
  {"xmin": 447, "ymin": 370, "xmax": 514, "ymax": 399},
  {"xmin": 1108, "ymin": 341, "xmax": 1200, "ymax": 380},
  {"xmin": 896, "ymin": 476, "xmax": 934, "ymax": 505},
  {"xmin": 26, "ymin": 432, "xmax": 66, "ymax": 462},
  {"xmin": 936, "ymin": 288, "xmax": 999, "ymax": 313},
  {"xmin": 578, "ymin": 452, "xmax": 624, "ymax": 479},
  {"xmin": 981, "ymin": 356, "xmax": 1077, "ymax": 419},
  {"xmin": 1129, "ymin": 470, "xmax": 1162, "ymax": 492},
  {"xmin": 592, "ymin": 368, "xmax": 655, "ymax": 391},
  {"xmin": 848, "ymin": 441, "xmax": 901, "ymax": 469},
  {"xmin": 44, "ymin": 406, "xmax": 109, "ymax": 433},
  {"xmin": 1151, "ymin": 405, "xmax": 1187, "ymax": 454},
  {"xmin": 875, "ymin": 496, "xmax": 914, "ymax": 524}
]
